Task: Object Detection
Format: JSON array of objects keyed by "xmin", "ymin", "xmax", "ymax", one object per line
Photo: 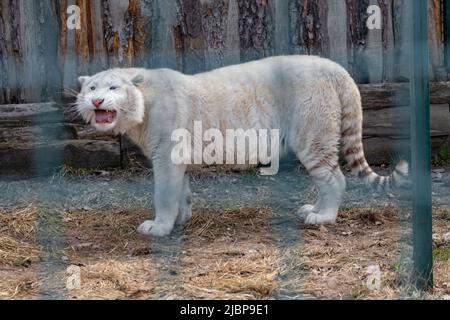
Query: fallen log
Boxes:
[
  {"xmin": 1, "ymin": 81, "xmax": 450, "ymax": 174},
  {"xmin": 363, "ymin": 104, "xmax": 450, "ymax": 138},
  {"xmin": 0, "ymin": 102, "xmax": 84, "ymax": 125},
  {"xmin": 0, "ymin": 138, "xmax": 121, "ymax": 176},
  {"xmin": 0, "ymin": 102, "xmax": 61, "ymax": 125},
  {"xmin": 359, "ymin": 82, "xmax": 450, "ymax": 110}
]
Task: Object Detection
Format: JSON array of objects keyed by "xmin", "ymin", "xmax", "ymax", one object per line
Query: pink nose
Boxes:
[{"xmin": 92, "ymin": 99, "xmax": 104, "ymax": 108}]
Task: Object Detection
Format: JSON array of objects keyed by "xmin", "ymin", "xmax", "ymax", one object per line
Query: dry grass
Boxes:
[
  {"xmin": 0, "ymin": 207, "xmax": 40, "ymax": 299},
  {"xmin": 0, "ymin": 271, "xmax": 41, "ymax": 299},
  {"xmin": 62, "ymin": 209, "xmax": 154, "ymax": 299},
  {"xmin": 67, "ymin": 259, "xmax": 155, "ymax": 300},
  {"xmin": 430, "ymin": 206, "xmax": 450, "ymax": 297},
  {"xmin": 63, "ymin": 207, "xmax": 277, "ymax": 300},
  {"xmin": 0, "ymin": 207, "xmax": 40, "ymax": 269},
  {"xmin": 434, "ymin": 261, "xmax": 450, "ymax": 297},
  {"xmin": 297, "ymin": 206, "xmax": 403, "ymax": 299},
  {"xmin": 63, "ymin": 208, "xmax": 151, "ymax": 260},
  {"xmin": 179, "ymin": 208, "xmax": 278, "ymax": 299},
  {"xmin": 1, "ymin": 205, "xmax": 449, "ymax": 299},
  {"xmin": 0, "ymin": 235, "xmax": 39, "ymax": 268},
  {"xmin": 184, "ymin": 207, "xmax": 270, "ymax": 240},
  {"xmin": 180, "ymin": 246, "xmax": 279, "ymax": 299}
]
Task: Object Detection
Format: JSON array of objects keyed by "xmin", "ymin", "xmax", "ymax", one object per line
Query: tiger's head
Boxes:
[{"xmin": 76, "ymin": 69, "xmax": 145, "ymax": 134}]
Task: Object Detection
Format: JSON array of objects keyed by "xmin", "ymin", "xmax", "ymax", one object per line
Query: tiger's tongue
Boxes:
[{"xmin": 95, "ymin": 110, "xmax": 114, "ymax": 124}]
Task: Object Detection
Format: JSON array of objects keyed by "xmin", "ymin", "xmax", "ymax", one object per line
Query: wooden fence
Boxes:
[
  {"xmin": 0, "ymin": 0, "xmax": 450, "ymax": 175},
  {"xmin": 1, "ymin": 0, "xmax": 449, "ymax": 104}
]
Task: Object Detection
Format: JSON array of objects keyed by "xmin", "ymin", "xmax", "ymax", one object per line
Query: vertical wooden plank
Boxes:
[
  {"xmin": 347, "ymin": 0, "xmax": 393, "ymax": 83},
  {"xmin": 129, "ymin": 0, "xmax": 153, "ymax": 68},
  {"xmin": 223, "ymin": 0, "xmax": 241, "ymax": 66},
  {"xmin": 445, "ymin": 0, "xmax": 450, "ymax": 73},
  {"xmin": 290, "ymin": 0, "xmax": 330, "ymax": 56},
  {"xmin": 289, "ymin": 0, "xmax": 306, "ymax": 54},
  {"xmin": 58, "ymin": 0, "xmax": 154, "ymax": 92},
  {"xmin": 428, "ymin": 0, "xmax": 446, "ymax": 81},
  {"xmin": 7, "ymin": 0, "xmax": 25, "ymax": 102},
  {"xmin": 102, "ymin": 0, "xmax": 130, "ymax": 67},
  {"xmin": 59, "ymin": 0, "xmax": 80, "ymax": 98},
  {"xmin": 306, "ymin": 0, "xmax": 330, "ymax": 56},
  {"xmin": 0, "ymin": 0, "xmax": 9, "ymax": 104},
  {"xmin": 118, "ymin": 0, "xmax": 154, "ymax": 165},
  {"xmin": 271, "ymin": 0, "xmax": 291, "ymax": 55},
  {"xmin": 3, "ymin": 0, "xmax": 31, "ymax": 102},
  {"xmin": 238, "ymin": 0, "xmax": 273, "ymax": 62},
  {"xmin": 90, "ymin": 0, "xmax": 108, "ymax": 73},
  {"xmin": 347, "ymin": 0, "xmax": 370, "ymax": 83},
  {"xmin": 182, "ymin": 0, "xmax": 242, "ymax": 71},
  {"xmin": 393, "ymin": 0, "xmax": 412, "ymax": 81},
  {"xmin": 101, "ymin": 0, "xmax": 153, "ymax": 69},
  {"xmin": 0, "ymin": 0, "xmax": 60, "ymax": 103},
  {"xmin": 150, "ymin": 0, "xmax": 181, "ymax": 70},
  {"xmin": 326, "ymin": 0, "xmax": 348, "ymax": 69},
  {"xmin": 38, "ymin": 1, "xmax": 61, "ymax": 102},
  {"xmin": 18, "ymin": 0, "xmax": 48, "ymax": 102},
  {"xmin": 363, "ymin": 0, "xmax": 383, "ymax": 83},
  {"xmin": 179, "ymin": 0, "xmax": 205, "ymax": 74},
  {"xmin": 380, "ymin": 0, "xmax": 395, "ymax": 82},
  {"xmin": 201, "ymin": 0, "xmax": 230, "ymax": 71},
  {"xmin": 75, "ymin": 0, "xmax": 95, "ymax": 74}
]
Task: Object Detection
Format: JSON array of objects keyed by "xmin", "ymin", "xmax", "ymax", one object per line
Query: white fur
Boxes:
[{"xmin": 76, "ymin": 55, "xmax": 406, "ymax": 237}]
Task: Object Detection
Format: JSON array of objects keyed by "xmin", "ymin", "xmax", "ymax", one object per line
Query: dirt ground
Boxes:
[
  {"xmin": 1, "ymin": 159, "xmax": 449, "ymax": 299},
  {"xmin": 1, "ymin": 205, "xmax": 450, "ymax": 299}
]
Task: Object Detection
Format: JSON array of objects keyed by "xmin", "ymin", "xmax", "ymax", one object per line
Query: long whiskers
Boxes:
[
  {"xmin": 110, "ymin": 102, "xmax": 129, "ymax": 113},
  {"xmin": 58, "ymin": 86, "xmax": 81, "ymax": 100},
  {"xmin": 64, "ymin": 101, "xmax": 86, "ymax": 121}
]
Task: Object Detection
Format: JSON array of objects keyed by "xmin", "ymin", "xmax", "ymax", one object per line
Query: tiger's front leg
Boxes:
[
  {"xmin": 176, "ymin": 173, "xmax": 192, "ymax": 225},
  {"xmin": 137, "ymin": 154, "xmax": 186, "ymax": 237}
]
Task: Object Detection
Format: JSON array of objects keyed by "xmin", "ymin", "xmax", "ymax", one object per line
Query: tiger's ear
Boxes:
[
  {"xmin": 78, "ymin": 76, "xmax": 90, "ymax": 86},
  {"xmin": 131, "ymin": 74, "xmax": 144, "ymax": 87}
]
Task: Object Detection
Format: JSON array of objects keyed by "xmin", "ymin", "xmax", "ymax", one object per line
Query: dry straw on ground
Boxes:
[
  {"xmin": 0, "ymin": 207, "xmax": 40, "ymax": 298},
  {"xmin": 1, "ymin": 205, "xmax": 449, "ymax": 299}
]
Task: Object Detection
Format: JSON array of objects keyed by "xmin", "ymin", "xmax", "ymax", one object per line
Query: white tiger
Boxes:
[{"xmin": 76, "ymin": 55, "xmax": 408, "ymax": 237}]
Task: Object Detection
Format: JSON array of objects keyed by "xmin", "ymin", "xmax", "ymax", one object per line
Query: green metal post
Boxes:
[{"xmin": 410, "ymin": 0, "xmax": 433, "ymax": 290}]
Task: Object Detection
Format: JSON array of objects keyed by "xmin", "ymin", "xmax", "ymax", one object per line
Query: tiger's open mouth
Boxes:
[{"xmin": 95, "ymin": 110, "xmax": 117, "ymax": 124}]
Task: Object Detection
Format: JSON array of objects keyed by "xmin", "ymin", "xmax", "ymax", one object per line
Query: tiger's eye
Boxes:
[
  {"xmin": 90, "ymin": 86, "xmax": 96, "ymax": 91},
  {"xmin": 110, "ymin": 86, "xmax": 117, "ymax": 91}
]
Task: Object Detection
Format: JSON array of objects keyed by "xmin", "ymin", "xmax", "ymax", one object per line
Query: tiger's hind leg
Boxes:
[
  {"xmin": 296, "ymin": 138, "xmax": 346, "ymax": 224},
  {"xmin": 302, "ymin": 166, "xmax": 345, "ymax": 224},
  {"xmin": 290, "ymin": 84, "xmax": 345, "ymax": 224}
]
